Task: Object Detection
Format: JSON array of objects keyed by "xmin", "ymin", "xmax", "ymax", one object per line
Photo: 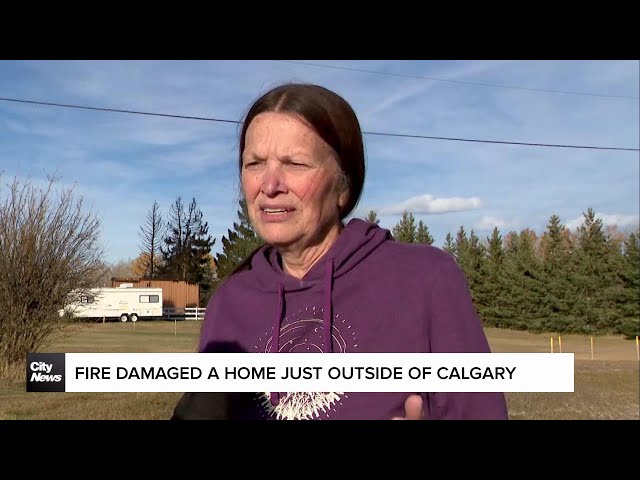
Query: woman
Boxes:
[{"xmin": 173, "ymin": 82, "xmax": 508, "ymax": 420}]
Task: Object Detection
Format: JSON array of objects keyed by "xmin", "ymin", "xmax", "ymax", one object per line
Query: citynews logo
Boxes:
[{"xmin": 26, "ymin": 353, "xmax": 65, "ymax": 392}]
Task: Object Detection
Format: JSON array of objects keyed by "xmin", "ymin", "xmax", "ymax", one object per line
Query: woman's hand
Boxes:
[{"xmin": 392, "ymin": 394, "xmax": 424, "ymax": 420}]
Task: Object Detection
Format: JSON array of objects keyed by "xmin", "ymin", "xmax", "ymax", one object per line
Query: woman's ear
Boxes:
[
  {"xmin": 338, "ymin": 189, "xmax": 349, "ymax": 212},
  {"xmin": 336, "ymin": 171, "xmax": 349, "ymax": 211}
]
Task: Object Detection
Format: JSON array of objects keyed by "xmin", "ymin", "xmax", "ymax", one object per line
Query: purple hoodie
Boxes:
[{"xmin": 198, "ymin": 218, "xmax": 509, "ymax": 420}]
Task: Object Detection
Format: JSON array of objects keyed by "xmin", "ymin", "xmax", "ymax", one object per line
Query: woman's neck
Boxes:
[{"xmin": 279, "ymin": 223, "xmax": 342, "ymax": 279}]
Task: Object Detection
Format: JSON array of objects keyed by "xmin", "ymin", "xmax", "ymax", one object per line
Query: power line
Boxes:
[
  {"xmin": 362, "ymin": 131, "xmax": 638, "ymax": 151},
  {"xmin": 1, "ymin": 96, "xmax": 638, "ymax": 152},
  {"xmin": 279, "ymin": 60, "xmax": 640, "ymax": 100},
  {"xmin": 0, "ymin": 97, "xmax": 239, "ymax": 124}
]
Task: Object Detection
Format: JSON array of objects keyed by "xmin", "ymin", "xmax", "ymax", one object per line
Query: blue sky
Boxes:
[{"xmin": 0, "ymin": 60, "xmax": 638, "ymax": 264}]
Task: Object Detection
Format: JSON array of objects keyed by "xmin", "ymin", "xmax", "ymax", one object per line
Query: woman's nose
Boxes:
[{"xmin": 261, "ymin": 165, "xmax": 287, "ymax": 196}]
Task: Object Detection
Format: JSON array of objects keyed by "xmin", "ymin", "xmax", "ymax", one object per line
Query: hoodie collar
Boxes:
[{"xmin": 253, "ymin": 218, "xmax": 391, "ymax": 292}]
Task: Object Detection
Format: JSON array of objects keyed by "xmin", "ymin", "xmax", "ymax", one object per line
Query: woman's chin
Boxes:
[{"xmin": 257, "ymin": 228, "xmax": 299, "ymax": 249}]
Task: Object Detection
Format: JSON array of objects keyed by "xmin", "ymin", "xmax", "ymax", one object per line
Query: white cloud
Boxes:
[
  {"xmin": 379, "ymin": 194, "xmax": 483, "ymax": 215},
  {"xmin": 565, "ymin": 212, "xmax": 640, "ymax": 231},
  {"xmin": 475, "ymin": 216, "xmax": 515, "ymax": 231}
]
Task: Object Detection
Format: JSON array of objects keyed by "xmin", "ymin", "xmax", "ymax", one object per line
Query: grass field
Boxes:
[{"xmin": 1, "ymin": 321, "xmax": 638, "ymax": 420}]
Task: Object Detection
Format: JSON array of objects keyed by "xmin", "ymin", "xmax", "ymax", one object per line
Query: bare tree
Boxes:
[
  {"xmin": 0, "ymin": 175, "xmax": 104, "ymax": 379},
  {"xmin": 138, "ymin": 201, "xmax": 163, "ymax": 278},
  {"xmin": 95, "ymin": 258, "xmax": 136, "ymax": 287}
]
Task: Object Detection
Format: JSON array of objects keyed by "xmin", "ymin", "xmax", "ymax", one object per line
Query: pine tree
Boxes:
[
  {"xmin": 452, "ymin": 226, "xmax": 478, "ymax": 310},
  {"xmin": 540, "ymin": 214, "xmax": 575, "ymax": 332},
  {"xmin": 365, "ymin": 210, "xmax": 380, "ymax": 225},
  {"xmin": 617, "ymin": 230, "xmax": 640, "ymax": 338},
  {"xmin": 476, "ymin": 227, "xmax": 504, "ymax": 326},
  {"xmin": 572, "ymin": 208, "xmax": 623, "ymax": 333},
  {"xmin": 458, "ymin": 229, "xmax": 485, "ymax": 311},
  {"xmin": 392, "ymin": 211, "xmax": 416, "ymax": 243},
  {"xmin": 496, "ymin": 230, "xmax": 547, "ymax": 332},
  {"xmin": 212, "ymin": 198, "xmax": 264, "ymax": 294},
  {"xmin": 158, "ymin": 197, "xmax": 215, "ymax": 286},
  {"xmin": 443, "ymin": 232, "xmax": 456, "ymax": 256},
  {"xmin": 415, "ymin": 220, "xmax": 434, "ymax": 245},
  {"xmin": 453, "ymin": 226, "xmax": 469, "ymax": 263}
]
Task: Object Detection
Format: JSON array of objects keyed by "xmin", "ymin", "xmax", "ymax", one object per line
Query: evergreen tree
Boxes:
[
  {"xmin": 158, "ymin": 197, "xmax": 215, "ymax": 286},
  {"xmin": 453, "ymin": 226, "xmax": 470, "ymax": 263},
  {"xmin": 452, "ymin": 226, "xmax": 476, "ymax": 310},
  {"xmin": 457, "ymin": 229, "xmax": 485, "ymax": 311},
  {"xmin": 540, "ymin": 214, "xmax": 575, "ymax": 332},
  {"xmin": 443, "ymin": 232, "xmax": 456, "ymax": 256},
  {"xmin": 212, "ymin": 198, "xmax": 264, "ymax": 295},
  {"xmin": 617, "ymin": 230, "xmax": 640, "ymax": 338},
  {"xmin": 496, "ymin": 230, "xmax": 547, "ymax": 331},
  {"xmin": 572, "ymin": 208, "xmax": 623, "ymax": 333},
  {"xmin": 416, "ymin": 220, "xmax": 434, "ymax": 245},
  {"xmin": 476, "ymin": 227, "xmax": 504, "ymax": 325},
  {"xmin": 365, "ymin": 210, "xmax": 380, "ymax": 225},
  {"xmin": 392, "ymin": 211, "xmax": 416, "ymax": 243}
]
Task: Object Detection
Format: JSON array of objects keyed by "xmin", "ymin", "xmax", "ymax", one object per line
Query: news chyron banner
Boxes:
[{"xmin": 27, "ymin": 352, "xmax": 574, "ymax": 393}]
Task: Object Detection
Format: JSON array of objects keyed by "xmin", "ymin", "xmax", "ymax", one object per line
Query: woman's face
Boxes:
[{"xmin": 241, "ymin": 112, "xmax": 348, "ymax": 252}]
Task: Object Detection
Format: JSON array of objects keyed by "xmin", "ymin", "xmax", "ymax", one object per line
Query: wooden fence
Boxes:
[{"xmin": 162, "ymin": 307, "xmax": 205, "ymax": 321}]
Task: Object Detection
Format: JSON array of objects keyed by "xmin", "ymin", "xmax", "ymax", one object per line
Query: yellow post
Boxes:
[
  {"xmin": 636, "ymin": 336, "xmax": 639, "ymax": 362},
  {"xmin": 590, "ymin": 337, "xmax": 594, "ymax": 360},
  {"xmin": 558, "ymin": 336, "xmax": 562, "ymax": 353},
  {"xmin": 550, "ymin": 337, "xmax": 554, "ymax": 353}
]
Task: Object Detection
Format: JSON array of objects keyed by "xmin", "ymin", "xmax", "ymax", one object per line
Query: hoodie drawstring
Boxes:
[
  {"xmin": 273, "ymin": 283, "xmax": 284, "ymax": 355},
  {"xmin": 269, "ymin": 258, "xmax": 335, "ymax": 407},
  {"xmin": 270, "ymin": 283, "xmax": 284, "ymax": 406},
  {"xmin": 324, "ymin": 258, "xmax": 334, "ymax": 354}
]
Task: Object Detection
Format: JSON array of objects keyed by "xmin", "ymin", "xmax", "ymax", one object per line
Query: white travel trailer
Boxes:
[{"xmin": 61, "ymin": 285, "xmax": 163, "ymax": 322}]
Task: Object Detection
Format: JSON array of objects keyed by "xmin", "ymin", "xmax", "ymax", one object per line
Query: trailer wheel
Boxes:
[
  {"xmin": 120, "ymin": 313, "xmax": 129, "ymax": 322},
  {"xmin": 130, "ymin": 314, "xmax": 139, "ymax": 322}
]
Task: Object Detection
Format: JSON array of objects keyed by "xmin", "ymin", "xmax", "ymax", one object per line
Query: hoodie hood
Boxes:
[
  {"xmin": 251, "ymin": 218, "xmax": 390, "ymax": 292},
  {"xmin": 249, "ymin": 218, "xmax": 390, "ymax": 406}
]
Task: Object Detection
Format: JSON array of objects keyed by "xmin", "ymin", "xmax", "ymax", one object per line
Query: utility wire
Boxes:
[
  {"xmin": 362, "ymin": 131, "xmax": 638, "ymax": 151},
  {"xmin": 1, "ymin": 96, "xmax": 638, "ymax": 152},
  {"xmin": 0, "ymin": 96, "xmax": 239, "ymax": 124},
  {"xmin": 279, "ymin": 60, "xmax": 640, "ymax": 100}
]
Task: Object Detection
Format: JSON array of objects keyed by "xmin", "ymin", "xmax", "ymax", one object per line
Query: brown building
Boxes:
[{"xmin": 111, "ymin": 278, "xmax": 200, "ymax": 309}]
